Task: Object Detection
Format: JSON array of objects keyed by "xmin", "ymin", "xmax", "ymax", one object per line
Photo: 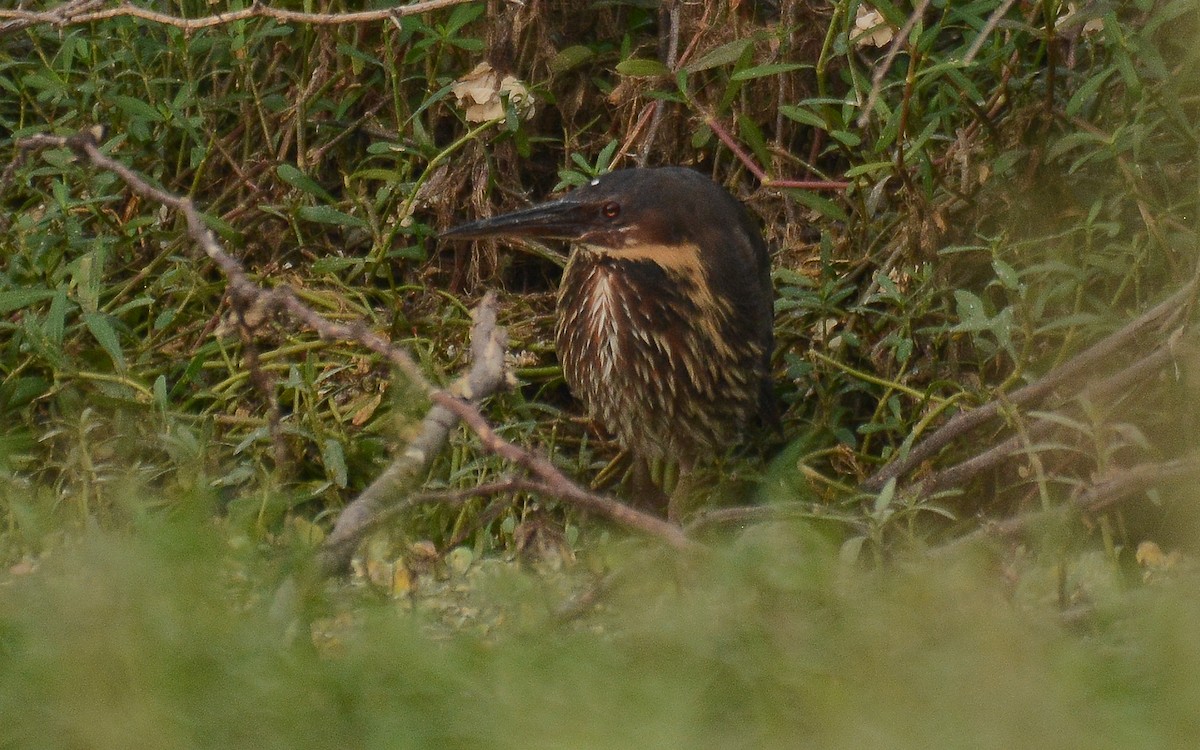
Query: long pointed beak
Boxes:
[{"xmin": 440, "ymin": 198, "xmax": 590, "ymax": 241}]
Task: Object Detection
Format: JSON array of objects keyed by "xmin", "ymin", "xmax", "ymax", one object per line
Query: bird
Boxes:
[{"xmin": 441, "ymin": 166, "xmax": 775, "ymax": 521}]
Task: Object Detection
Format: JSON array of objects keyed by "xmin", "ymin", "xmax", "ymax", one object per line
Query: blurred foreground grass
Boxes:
[{"xmin": 1, "ymin": 501, "xmax": 1196, "ymax": 749}]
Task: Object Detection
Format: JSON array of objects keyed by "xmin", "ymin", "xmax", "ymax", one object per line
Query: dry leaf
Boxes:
[
  {"xmin": 350, "ymin": 392, "xmax": 383, "ymax": 427},
  {"xmin": 451, "ymin": 62, "xmax": 535, "ymax": 124},
  {"xmin": 390, "ymin": 564, "xmax": 413, "ymax": 596},
  {"xmin": 1060, "ymin": 2, "xmax": 1105, "ymax": 36},
  {"xmin": 1136, "ymin": 540, "xmax": 1165, "ymax": 566},
  {"xmin": 1136, "ymin": 541, "xmax": 1180, "ymax": 570},
  {"xmin": 853, "ymin": 5, "xmax": 895, "ymax": 49}
]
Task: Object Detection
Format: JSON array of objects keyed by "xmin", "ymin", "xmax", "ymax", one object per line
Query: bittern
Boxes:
[{"xmin": 442, "ymin": 167, "xmax": 775, "ymax": 521}]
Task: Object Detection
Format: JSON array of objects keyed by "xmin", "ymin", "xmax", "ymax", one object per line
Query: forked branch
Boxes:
[{"xmin": 4, "ymin": 128, "xmax": 700, "ymax": 573}]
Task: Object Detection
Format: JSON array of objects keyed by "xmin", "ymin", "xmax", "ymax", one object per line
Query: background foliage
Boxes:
[{"xmin": 1, "ymin": 0, "xmax": 1200, "ymax": 744}]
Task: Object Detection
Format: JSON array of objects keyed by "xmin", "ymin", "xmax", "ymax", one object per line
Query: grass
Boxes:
[
  {"xmin": 1, "ymin": 509, "xmax": 1198, "ymax": 748},
  {"xmin": 2, "ymin": 0, "xmax": 1200, "ymax": 743}
]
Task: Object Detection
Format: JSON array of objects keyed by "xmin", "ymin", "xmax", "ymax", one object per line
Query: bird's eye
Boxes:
[{"xmin": 601, "ymin": 201, "xmax": 621, "ymax": 220}]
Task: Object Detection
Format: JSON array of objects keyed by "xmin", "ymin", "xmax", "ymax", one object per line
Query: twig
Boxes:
[
  {"xmin": 445, "ymin": 395, "xmax": 698, "ymax": 551},
  {"xmin": 857, "ymin": 0, "xmax": 931, "ymax": 128},
  {"xmin": 607, "ymin": 3, "xmax": 849, "ymax": 190},
  {"xmin": 240, "ymin": 334, "xmax": 289, "ymax": 470},
  {"xmin": 0, "ymin": 0, "xmax": 102, "ymax": 36},
  {"xmin": 1075, "ymin": 454, "xmax": 1200, "ymax": 514},
  {"xmin": 962, "ymin": 0, "xmax": 1020, "ymax": 64},
  {"xmin": 437, "ymin": 488, "xmax": 525, "ymax": 552},
  {"xmin": 612, "ymin": 103, "xmax": 658, "ymax": 170},
  {"xmin": 319, "ymin": 477, "xmax": 547, "ymax": 575},
  {"xmin": 0, "ymin": 0, "xmax": 476, "ymax": 31},
  {"xmin": 684, "ymin": 502, "xmax": 865, "ymax": 536},
  {"xmin": 702, "ymin": 114, "xmax": 850, "ymax": 191}
]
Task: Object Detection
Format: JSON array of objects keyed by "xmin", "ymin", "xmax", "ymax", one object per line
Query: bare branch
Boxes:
[
  {"xmin": 685, "ymin": 502, "xmax": 865, "ymax": 536},
  {"xmin": 635, "ymin": 0, "xmax": 680, "ymax": 167},
  {"xmin": 864, "ymin": 269, "xmax": 1200, "ymax": 493},
  {"xmin": 443, "ymin": 396, "xmax": 699, "ymax": 552},
  {"xmin": 0, "ymin": 0, "xmax": 476, "ymax": 33},
  {"xmin": 316, "ymin": 295, "xmax": 512, "ymax": 575},
  {"xmin": 0, "ymin": 0, "xmax": 103, "ymax": 36},
  {"xmin": 938, "ymin": 452, "xmax": 1200, "ymax": 553},
  {"xmin": 911, "ymin": 341, "xmax": 1183, "ymax": 496}
]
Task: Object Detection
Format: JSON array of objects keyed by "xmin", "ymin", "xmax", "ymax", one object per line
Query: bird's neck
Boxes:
[
  {"xmin": 558, "ymin": 243, "xmax": 733, "ymax": 334},
  {"xmin": 573, "ymin": 241, "xmax": 706, "ymax": 275}
]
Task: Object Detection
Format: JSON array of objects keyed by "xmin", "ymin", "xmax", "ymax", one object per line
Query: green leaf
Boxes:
[
  {"xmin": 1046, "ymin": 131, "xmax": 1109, "ymax": 162},
  {"xmin": 684, "ymin": 38, "xmax": 753, "ymax": 73},
  {"xmin": 153, "ymin": 375, "xmax": 168, "ymax": 409},
  {"xmin": 736, "ymin": 114, "xmax": 771, "ymax": 173},
  {"xmin": 444, "ymin": 1, "xmax": 485, "ymax": 34},
  {"xmin": 20, "ymin": 72, "xmax": 65, "ymax": 95},
  {"xmin": 952, "ymin": 290, "xmax": 988, "ymax": 330},
  {"xmin": 1, "ymin": 376, "xmax": 50, "ymax": 409},
  {"xmin": 616, "ymin": 58, "xmax": 670, "ymax": 78},
  {"xmin": 277, "ymin": 164, "xmax": 336, "ymax": 203},
  {"xmin": 773, "ymin": 268, "xmax": 815, "ymax": 288},
  {"xmin": 73, "ymin": 251, "xmax": 103, "ymax": 314},
  {"xmin": 199, "ymin": 210, "xmax": 240, "ymax": 240},
  {"xmin": 783, "ymin": 189, "xmax": 849, "ymax": 223},
  {"xmin": 830, "ymin": 129, "xmax": 862, "ymax": 147},
  {"xmin": 839, "ymin": 535, "xmax": 866, "ymax": 565},
  {"xmin": 992, "ymin": 259, "xmax": 1020, "ymax": 290},
  {"xmin": 597, "ymin": 139, "xmax": 619, "ymax": 169},
  {"xmin": 731, "ymin": 63, "xmax": 807, "ymax": 81},
  {"xmin": 779, "ymin": 105, "xmax": 827, "ymax": 129},
  {"xmin": 1066, "ymin": 66, "xmax": 1116, "ymax": 117},
  {"xmin": 297, "ymin": 205, "xmax": 368, "ymax": 229},
  {"xmin": 0, "ymin": 289, "xmax": 56, "ymax": 315},
  {"xmin": 844, "ymin": 161, "xmax": 893, "ymax": 178},
  {"xmin": 337, "ymin": 42, "xmax": 381, "ymax": 68},
  {"xmin": 43, "ymin": 290, "xmax": 68, "ymax": 345},
  {"xmin": 312, "ymin": 256, "xmax": 365, "ymax": 274},
  {"xmin": 873, "ymin": 478, "xmax": 897, "ymax": 515},
  {"xmin": 320, "ymin": 438, "xmax": 348, "ymax": 488},
  {"xmin": 110, "ymin": 95, "xmax": 164, "ymax": 122},
  {"xmin": 550, "ymin": 45, "xmax": 594, "ymax": 74},
  {"xmin": 83, "ymin": 312, "xmax": 126, "ymax": 371},
  {"xmin": 1034, "ymin": 313, "xmax": 1103, "ymax": 334}
]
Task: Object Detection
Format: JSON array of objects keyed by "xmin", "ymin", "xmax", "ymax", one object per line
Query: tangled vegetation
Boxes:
[
  {"xmin": 3, "ymin": 0, "xmax": 1197, "ymax": 556},
  {"xmin": 1, "ymin": 0, "xmax": 1199, "ymax": 745}
]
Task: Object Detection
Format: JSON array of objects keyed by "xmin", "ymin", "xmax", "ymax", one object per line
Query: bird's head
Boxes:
[{"xmin": 440, "ymin": 167, "xmax": 767, "ymax": 272}]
